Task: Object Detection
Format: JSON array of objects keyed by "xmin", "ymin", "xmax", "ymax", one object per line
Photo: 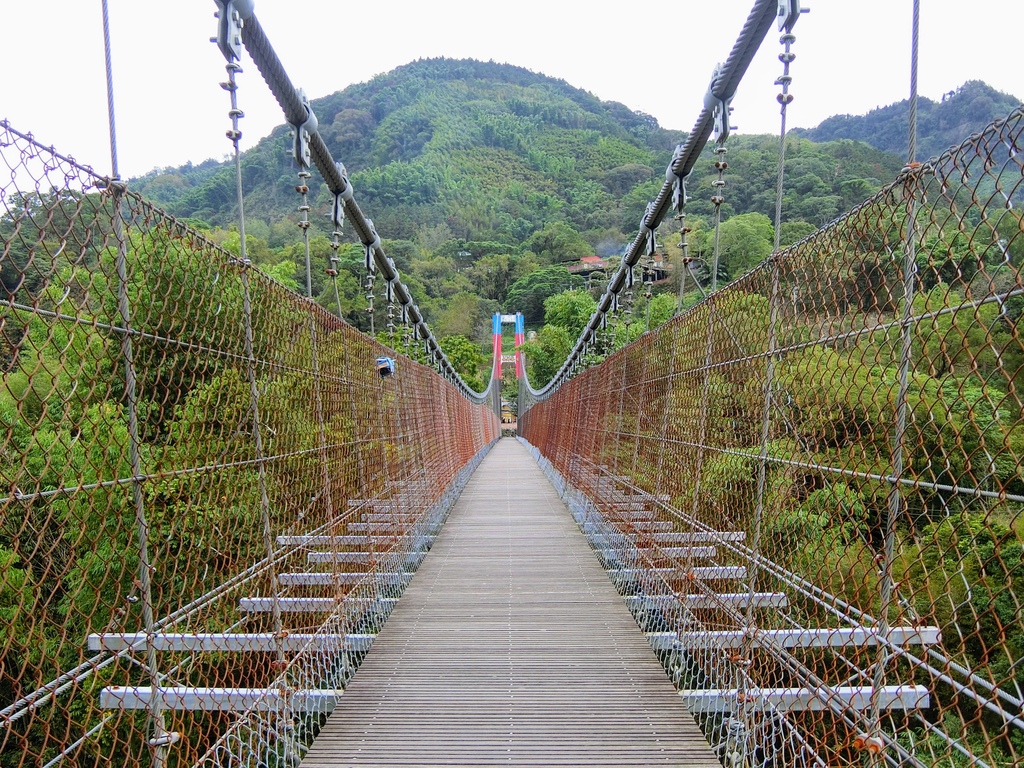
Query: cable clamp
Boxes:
[
  {"xmin": 665, "ymin": 142, "xmax": 686, "ymax": 184},
  {"xmin": 212, "ymin": 1, "xmax": 253, "ymax": 62},
  {"xmin": 703, "ymin": 63, "xmax": 735, "ymax": 144},
  {"xmin": 148, "ymin": 730, "xmax": 181, "ymax": 748},
  {"xmin": 666, "ymin": 144, "xmax": 690, "ymax": 213},
  {"xmin": 362, "ymin": 219, "xmax": 382, "ymax": 275},
  {"xmin": 777, "ymin": 0, "xmax": 808, "ymax": 32},
  {"xmin": 290, "ymin": 89, "xmax": 318, "ymax": 169},
  {"xmin": 852, "ymin": 735, "xmax": 885, "ymax": 755},
  {"xmin": 363, "ymin": 218, "xmax": 382, "ymax": 252},
  {"xmin": 639, "ymin": 202, "xmax": 658, "ymax": 255},
  {"xmin": 331, "ymin": 162, "xmax": 352, "ymax": 229}
]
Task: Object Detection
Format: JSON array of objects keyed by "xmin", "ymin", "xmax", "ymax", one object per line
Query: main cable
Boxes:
[
  {"xmin": 523, "ymin": 0, "xmax": 778, "ymax": 399},
  {"xmin": 229, "ymin": 4, "xmax": 491, "ymax": 404}
]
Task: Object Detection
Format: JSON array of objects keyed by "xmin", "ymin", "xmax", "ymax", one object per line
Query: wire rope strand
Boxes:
[
  {"xmin": 100, "ymin": 0, "xmax": 118, "ymax": 179},
  {"xmin": 100, "ymin": 4, "xmax": 173, "ymax": 763},
  {"xmin": 908, "ymin": 0, "xmax": 920, "ymax": 164},
  {"xmin": 865, "ymin": 1, "xmax": 923, "ymax": 759}
]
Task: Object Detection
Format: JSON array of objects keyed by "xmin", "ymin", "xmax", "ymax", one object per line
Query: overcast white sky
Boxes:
[{"xmin": 1, "ymin": 1, "xmax": 1020, "ymax": 179}]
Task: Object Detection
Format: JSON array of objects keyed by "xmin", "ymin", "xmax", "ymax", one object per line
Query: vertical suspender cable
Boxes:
[
  {"xmin": 100, "ymin": 1, "xmax": 172, "ymax": 764},
  {"xmin": 101, "ymin": 0, "xmax": 119, "ymax": 180},
  {"xmin": 866, "ymin": 0, "xmax": 921, "ymax": 759},
  {"xmin": 907, "ymin": 0, "xmax": 920, "ymax": 165}
]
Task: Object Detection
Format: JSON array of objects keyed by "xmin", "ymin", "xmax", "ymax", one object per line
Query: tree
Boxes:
[
  {"xmin": 434, "ymin": 292, "xmax": 486, "ymax": 339},
  {"xmin": 505, "ymin": 265, "xmax": 584, "ymax": 323},
  {"xmin": 715, "ymin": 212, "xmax": 775, "ymax": 281},
  {"xmin": 647, "ymin": 293, "xmax": 677, "ymax": 329},
  {"xmin": 439, "ymin": 335, "xmax": 486, "ymax": 392},
  {"xmin": 465, "ymin": 253, "xmax": 520, "ymax": 302},
  {"xmin": 525, "ymin": 222, "xmax": 591, "ymax": 264},
  {"xmin": 521, "ymin": 324, "xmax": 573, "ymax": 387},
  {"xmin": 543, "ymin": 290, "xmax": 596, "ymax": 337}
]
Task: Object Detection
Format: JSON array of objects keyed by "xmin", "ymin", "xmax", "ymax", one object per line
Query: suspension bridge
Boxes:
[{"xmin": 2, "ymin": 0, "xmax": 1023, "ymax": 766}]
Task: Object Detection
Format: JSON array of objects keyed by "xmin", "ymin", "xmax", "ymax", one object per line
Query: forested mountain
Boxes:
[
  {"xmin": 126, "ymin": 61, "xmax": 1021, "ymax": 387},
  {"xmin": 794, "ymin": 80, "xmax": 1022, "ymax": 161},
  {"xmin": 126, "ymin": 58, "xmax": 921, "ymax": 358},
  {"xmin": 136, "ymin": 57, "xmax": 910, "ymax": 244}
]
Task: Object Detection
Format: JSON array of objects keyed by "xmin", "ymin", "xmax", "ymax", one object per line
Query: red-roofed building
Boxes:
[{"xmin": 567, "ymin": 256, "xmax": 609, "ymax": 275}]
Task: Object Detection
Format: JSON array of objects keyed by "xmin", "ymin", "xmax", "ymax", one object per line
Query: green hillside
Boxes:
[
  {"xmin": 134, "ymin": 57, "xmax": 909, "ymax": 244},
  {"xmin": 127, "ymin": 58, "xmax": 923, "ymax": 370},
  {"xmin": 794, "ymin": 80, "xmax": 1022, "ymax": 161}
]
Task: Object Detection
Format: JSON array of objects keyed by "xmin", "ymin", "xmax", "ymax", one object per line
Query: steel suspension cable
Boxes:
[
  {"xmin": 223, "ymin": 4, "xmax": 492, "ymax": 404},
  {"xmin": 100, "ymin": 2, "xmax": 174, "ymax": 762},
  {"xmin": 523, "ymin": 0, "xmax": 778, "ymax": 400},
  {"xmin": 866, "ymin": 1, "xmax": 922, "ymax": 758}
]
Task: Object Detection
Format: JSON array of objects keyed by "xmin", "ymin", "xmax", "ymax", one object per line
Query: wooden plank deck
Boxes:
[{"xmin": 301, "ymin": 438, "xmax": 718, "ymax": 767}]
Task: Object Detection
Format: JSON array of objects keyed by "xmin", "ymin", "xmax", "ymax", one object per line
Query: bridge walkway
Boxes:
[{"xmin": 301, "ymin": 438, "xmax": 718, "ymax": 767}]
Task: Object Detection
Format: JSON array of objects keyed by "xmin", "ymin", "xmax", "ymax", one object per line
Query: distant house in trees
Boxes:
[
  {"xmin": 567, "ymin": 256, "xmax": 609, "ymax": 276},
  {"xmin": 567, "ymin": 254, "xmax": 670, "ymax": 283}
]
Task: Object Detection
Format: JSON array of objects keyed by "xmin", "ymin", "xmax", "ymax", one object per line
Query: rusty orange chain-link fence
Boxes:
[
  {"xmin": 0, "ymin": 120, "xmax": 499, "ymax": 766},
  {"xmin": 520, "ymin": 107, "xmax": 1024, "ymax": 767}
]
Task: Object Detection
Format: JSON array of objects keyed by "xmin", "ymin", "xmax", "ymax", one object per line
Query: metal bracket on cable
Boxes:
[
  {"xmin": 704, "ymin": 63, "xmax": 735, "ymax": 144},
  {"xmin": 212, "ymin": 0, "xmax": 253, "ymax": 62},
  {"xmin": 666, "ymin": 144, "xmax": 690, "ymax": 213},
  {"xmin": 777, "ymin": 0, "xmax": 808, "ymax": 32},
  {"xmin": 640, "ymin": 202, "xmax": 657, "ymax": 256},
  {"xmin": 331, "ymin": 162, "xmax": 352, "ymax": 230},
  {"xmin": 364, "ymin": 218, "xmax": 381, "ymax": 273},
  {"xmin": 364, "ymin": 218, "xmax": 382, "ymax": 253},
  {"xmin": 291, "ymin": 89, "xmax": 318, "ymax": 169}
]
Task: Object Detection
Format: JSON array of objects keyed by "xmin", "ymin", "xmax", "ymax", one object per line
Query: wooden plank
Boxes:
[{"xmin": 300, "ymin": 438, "xmax": 719, "ymax": 767}]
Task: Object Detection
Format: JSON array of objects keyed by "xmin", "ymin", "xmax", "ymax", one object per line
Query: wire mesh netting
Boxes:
[
  {"xmin": 0, "ymin": 120, "xmax": 499, "ymax": 766},
  {"xmin": 520, "ymin": 107, "xmax": 1024, "ymax": 767}
]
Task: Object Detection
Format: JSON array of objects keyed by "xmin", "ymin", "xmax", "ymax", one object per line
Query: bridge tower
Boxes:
[{"xmin": 492, "ymin": 312, "xmax": 525, "ymax": 380}]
